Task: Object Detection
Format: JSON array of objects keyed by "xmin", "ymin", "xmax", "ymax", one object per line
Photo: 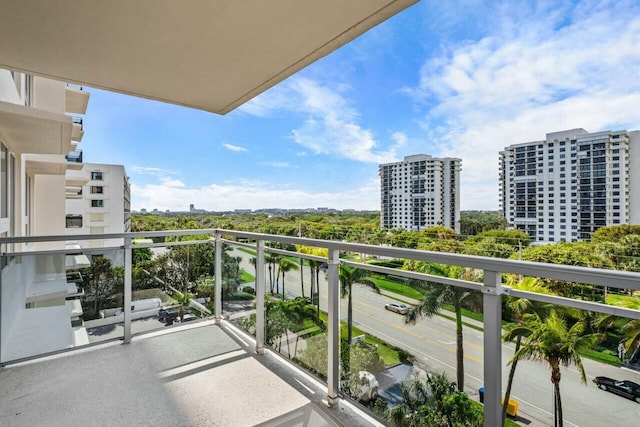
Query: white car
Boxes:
[{"xmin": 385, "ymin": 302, "xmax": 409, "ymax": 314}]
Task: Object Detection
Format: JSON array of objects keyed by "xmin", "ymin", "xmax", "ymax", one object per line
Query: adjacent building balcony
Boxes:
[
  {"xmin": 65, "ymin": 84, "xmax": 89, "ymax": 115},
  {"xmin": 71, "ymin": 116, "xmax": 84, "ymax": 142},
  {"xmin": 65, "ymin": 149, "xmax": 83, "ymax": 170},
  {"xmin": 2, "ymin": 229, "xmax": 640, "ymax": 427},
  {"xmin": 0, "ymin": 100, "xmax": 72, "ymax": 155}
]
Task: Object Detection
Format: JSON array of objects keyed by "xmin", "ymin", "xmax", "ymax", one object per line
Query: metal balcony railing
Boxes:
[
  {"xmin": 65, "ymin": 149, "xmax": 83, "ymax": 163},
  {"xmin": 2, "ymin": 229, "xmax": 640, "ymax": 427}
]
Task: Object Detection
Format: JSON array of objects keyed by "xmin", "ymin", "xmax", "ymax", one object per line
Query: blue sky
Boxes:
[{"xmin": 81, "ymin": 0, "xmax": 640, "ymax": 212}]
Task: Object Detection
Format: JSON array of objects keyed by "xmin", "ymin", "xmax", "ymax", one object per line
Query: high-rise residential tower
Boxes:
[
  {"xmin": 379, "ymin": 154, "xmax": 461, "ymax": 232},
  {"xmin": 499, "ymin": 128, "xmax": 640, "ymax": 243}
]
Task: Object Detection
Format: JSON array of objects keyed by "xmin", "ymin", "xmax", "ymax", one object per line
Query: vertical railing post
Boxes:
[
  {"xmin": 214, "ymin": 231, "xmax": 222, "ymax": 324},
  {"xmin": 327, "ymin": 247, "xmax": 340, "ymax": 407},
  {"xmin": 255, "ymin": 239, "xmax": 265, "ymax": 355},
  {"xmin": 123, "ymin": 236, "xmax": 132, "ymax": 343},
  {"xmin": 483, "ymin": 270, "xmax": 503, "ymax": 427}
]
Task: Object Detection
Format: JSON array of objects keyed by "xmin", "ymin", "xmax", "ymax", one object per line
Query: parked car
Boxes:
[
  {"xmin": 593, "ymin": 376, "xmax": 640, "ymax": 403},
  {"xmin": 385, "ymin": 302, "xmax": 409, "ymax": 314}
]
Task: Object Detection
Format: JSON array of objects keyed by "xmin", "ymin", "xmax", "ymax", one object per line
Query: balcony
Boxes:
[
  {"xmin": 23, "ymin": 153, "xmax": 68, "ymax": 176},
  {"xmin": 2, "ymin": 229, "xmax": 640, "ymax": 427},
  {"xmin": 65, "ymin": 84, "xmax": 90, "ymax": 115},
  {"xmin": 71, "ymin": 117, "xmax": 84, "ymax": 142},
  {"xmin": 0, "ymin": 100, "xmax": 72, "ymax": 154},
  {"xmin": 65, "ymin": 149, "xmax": 83, "ymax": 170}
]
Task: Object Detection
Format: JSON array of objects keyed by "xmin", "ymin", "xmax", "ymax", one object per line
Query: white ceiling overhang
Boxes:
[
  {"xmin": 0, "ymin": 101, "xmax": 72, "ymax": 154},
  {"xmin": 0, "ymin": 0, "xmax": 417, "ymax": 114}
]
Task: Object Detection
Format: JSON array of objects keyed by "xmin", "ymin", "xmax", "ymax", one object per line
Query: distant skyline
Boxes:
[{"xmin": 80, "ymin": 1, "xmax": 640, "ymax": 212}]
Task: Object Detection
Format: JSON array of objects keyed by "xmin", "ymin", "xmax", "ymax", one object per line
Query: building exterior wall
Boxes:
[
  {"xmin": 500, "ymin": 128, "xmax": 639, "ymax": 243},
  {"xmin": 1, "ymin": 68, "xmax": 90, "ymax": 361},
  {"xmin": 65, "ymin": 163, "xmax": 130, "ymax": 237},
  {"xmin": 379, "ymin": 154, "xmax": 461, "ymax": 232}
]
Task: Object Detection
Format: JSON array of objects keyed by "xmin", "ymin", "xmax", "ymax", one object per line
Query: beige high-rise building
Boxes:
[
  {"xmin": 500, "ymin": 128, "xmax": 640, "ymax": 243},
  {"xmin": 379, "ymin": 154, "xmax": 461, "ymax": 232}
]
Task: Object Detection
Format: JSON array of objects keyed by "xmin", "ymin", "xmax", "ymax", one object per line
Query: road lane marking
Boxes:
[
  {"xmin": 354, "ymin": 297, "xmax": 484, "ymax": 351},
  {"xmin": 351, "ymin": 304, "xmax": 484, "ymax": 365}
]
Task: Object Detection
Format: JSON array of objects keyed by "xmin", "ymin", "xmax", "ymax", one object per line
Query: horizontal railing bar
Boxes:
[
  {"xmin": 506, "ymin": 288, "xmax": 640, "ymax": 320},
  {"xmin": 0, "ymin": 229, "xmax": 217, "ymax": 244},
  {"xmin": 214, "ymin": 229, "xmax": 640, "ymax": 290},
  {"xmin": 2, "ymin": 228, "xmax": 640, "ymax": 291},
  {"xmin": 2, "ymin": 245, "xmax": 124, "ymax": 257}
]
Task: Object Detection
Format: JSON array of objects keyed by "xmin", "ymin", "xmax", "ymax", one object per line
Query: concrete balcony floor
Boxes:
[{"xmin": 0, "ymin": 321, "xmax": 380, "ymax": 427}]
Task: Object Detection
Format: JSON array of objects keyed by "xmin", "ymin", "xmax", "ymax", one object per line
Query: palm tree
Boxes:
[
  {"xmin": 595, "ymin": 295, "xmax": 640, "ymax": 364},
  {"xmin": 501, "ymin": 276, "xmax": 552, "ymax": 425},
  {"xmin": 278, "ymin": 258, "xmax": 299, "ymax": 301},
  {"xmin": 338, "ymin": 265, "xmax": 380, "ymax": 346},
  {"xmin": 249, "ymin": 256, "xmax": 257, "ymax": 278},
  {"xmin": 405, "ymin": 263, "xmax": 481, "ymax": 391},
  {"xmin": 265, "ymin": 253, "xmax": 279, "ymax": 295},
  {"xmin": 173, "ymin": 290, "xmax": 193, "ymax": 322},
  {"xmin": 505, "ymin": 311, "xmax": 600, "ymax": 427},
  {"xmin": 297, "ymin": 246, "xmax": 328, "ymax": 314},
  {"xmin": 282, "ymin": 298, "xmax": 324, "ymax": 358}
]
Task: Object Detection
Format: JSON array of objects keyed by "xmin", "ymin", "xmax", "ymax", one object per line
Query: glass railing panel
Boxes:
[
  {"xmin": 222, "ymin": 242, "xmax": 257, "ymax": 319},
  {"xmin": 0, "ymin": 246, "xmax": 124, "ymax": 363},
  {"xmin": 291, "ymin": 244, "xmax": 328, "ymax": 381},
  {"xmin": 132, "ymin": 238, "xmax": 212, "ymax": 330},
  {"xmin": 77, "ymin": 248, "xmax": 125, "ymax": 345}
]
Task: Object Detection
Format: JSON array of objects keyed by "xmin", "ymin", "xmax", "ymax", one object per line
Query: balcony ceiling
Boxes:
[
  {"xmin": 0, "ymin": 101, "xmax": 72, "ymax": 154},
  {"xmin": 0, "ymin": 0, "xmax": 417, "ymax": 114}
]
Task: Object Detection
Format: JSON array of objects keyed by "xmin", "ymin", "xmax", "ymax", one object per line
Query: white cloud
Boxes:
[
  {"xmin": 259, "ymin": 161, "xmax": 297, "ymax": 168},
  {"xmin": 222, "ymin": 143, "xmax": 248, "ymax": 152},
  {"xmin": 130, "ymin": 166, "xmax": 173, "ymax": 177},
  {"xmin": 161, "ymin": 179, "xmax": 186, "ymax": 188},
  {"xmin": 131, "ymin": 178, "xmax": 380, "ymax": 212},
  {"xmin": 240, "ymin": 77, "xmax": 403, "ymax": 164},
  {"xmin": 410, "ymin": 1, "xmax": 640, "ymax": 210}
]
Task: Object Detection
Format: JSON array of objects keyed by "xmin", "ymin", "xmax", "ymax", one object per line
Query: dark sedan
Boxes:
[{"xmin": 593, "ymin": 376, "xmax": 640, "ymax": 403}]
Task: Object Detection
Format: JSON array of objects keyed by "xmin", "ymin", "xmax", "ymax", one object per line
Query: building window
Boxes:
[
  {"xmin": 66, "ymin": 214, "xmax": 83, "ymax": 228},
  {"xmin": 91, "ymin": 186, "xmax": 104, "ymax": 194},
  {"xmin": 91, "ymin": 199, "xmax": 104, "ymax": 208},
  {"xmin": 91, "ymin": 171, "xmax": 103, "ymax": 180}
]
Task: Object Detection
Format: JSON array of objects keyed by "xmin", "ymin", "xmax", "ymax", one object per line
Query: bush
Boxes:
[
  {"xmin": 242, "ymin": 286, "xmax": 256, "ymax": 295},
  {"xmin": 398, "ymin": 349, "xmax": 413, "ymax": 364}
]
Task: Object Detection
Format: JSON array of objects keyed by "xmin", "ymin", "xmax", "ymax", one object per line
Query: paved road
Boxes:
[{"xmin": 230, "ymin": 248, "xmax": 640, "ymax": 426}]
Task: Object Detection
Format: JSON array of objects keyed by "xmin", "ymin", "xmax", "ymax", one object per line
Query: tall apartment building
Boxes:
[
  {"xmin": 499, "ymin": 128, "xmax": 640, "ymax": 243},
  {"xmin": 379, "ymin": 154, "xmax": 461, "ymax": 232}
]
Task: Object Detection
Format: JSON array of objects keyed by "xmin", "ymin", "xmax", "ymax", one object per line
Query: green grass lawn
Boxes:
[
  {"xmin": 241, "ymin": 270, "xmax": 254, "ymax": 283},
  {"xmin": 317, "ymin": 312, "xmax": 402, "ymax": 367},
  {"xmin": 606, "ymin": 293, "xmax": 640, "ymax": 308},
  {"xmin": 237, "ymin": 247, "xmax": 256, "ymax": 256},
  {"xmin": 368, "ymin": 276, "xmax": 424, "ymax": 300}
]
